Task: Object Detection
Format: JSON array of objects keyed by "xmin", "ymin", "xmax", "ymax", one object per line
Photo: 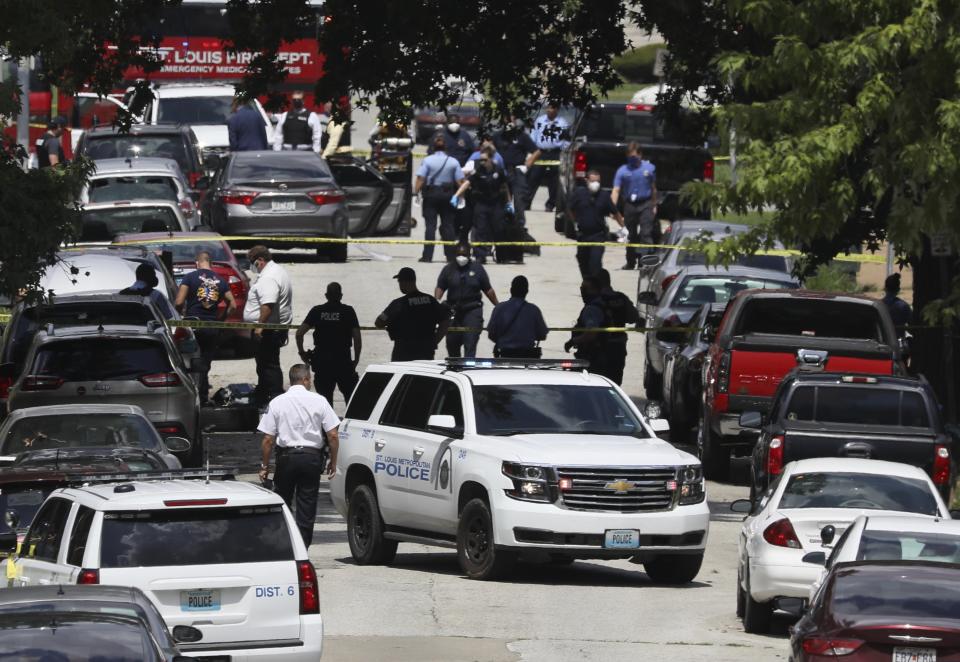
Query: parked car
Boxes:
[
  {"xmin": 5, "ymin": 325, "xmax": 202, "ymax": 466},
  {"xmin": 0, "ymin": 585, "xmax": 200, "ymax": 662},
  {"xmin": 325, "ymin": 154, "xmax": 396, "ymax": 237},
  {"xmin": 731, "ymin": 457, "xmax": 951, "ymax": 634},
  {"xmin": 75, "ymin": 123, "xmax": 207, "ymax": 198},
  {"xmin": 744, "ymin": 372, "xmax": 957, "ymax": 501},
  {"xmin": 202, "ymin": 150, "xmax": 352, "ymax": 260},
  {"xmin": 806, "ymin": 514, "xmax": 960, "ymax": 601},
  {"xmin": 790, "ymin": 561, "xmax": 960, "ymax": 661},
  {"xmin": 78, "ymin": 200, "xmax": 190, "ymax": 243},
  {"xmin": 638, "ymin": 265, "xmax": 799, "ymax": 400},
  {"xmin": 80, "ymin": 157, "xmax": 200, "ymax": 227},
  {"xmin": 700, "ymin": 290, "xmax": 905, "ymax": 479},
  {"xmin": 0, "ymin": 404, "xmax": 189, "ymax": 470}
]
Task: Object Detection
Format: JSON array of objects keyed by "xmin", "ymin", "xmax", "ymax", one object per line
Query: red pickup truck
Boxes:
[{"xmin": 698, "ymin": 290, "xmax": 905, "ymax": 479}]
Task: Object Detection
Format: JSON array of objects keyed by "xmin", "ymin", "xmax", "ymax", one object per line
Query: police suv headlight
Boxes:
[
  {"xmin": 678, "ymin": 464, "xmax": 705, "ymax": 506},
  {"xmin": 502, "ymin": 462, "xmax": 555, "ymax": 503}
]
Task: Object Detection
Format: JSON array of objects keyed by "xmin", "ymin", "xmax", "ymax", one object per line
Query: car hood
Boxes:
[
  {"xmin": 191, "ymin": 124, "xmax": 229, "ymax": 150},
  {"xmin": 489, "ymin": 433, "xmax": 695, "ymax": 467}
]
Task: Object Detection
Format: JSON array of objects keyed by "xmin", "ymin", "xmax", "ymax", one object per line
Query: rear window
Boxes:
[
  {"xmin": 672, "ymin": 275, "xmax": 795, "ymax": 307},
  {"xmin": 32, "ymin": 338, "xmax": 172, "ymax": 381},
  {"xmin": 83, "ymin": 135, "xmax": 190, "ymax": 173},
  {"xmin": 785, "ymin": 386, "xmax": 929, "ymax": 427},
  {"xmin": 230, "ymin": 154, "xmax": 332, "ymax": 181},
  {"xmin": 3, "ymin": 413, "xmax": 162, "ymax": 455},
  {"xmin": 88, "ymin": 176, "xmax": 179, "ymax": 203},
  {"xmin": 830, "ymin": 567, "xmax": 960, "ymax": 626},
  {"xmin": 100, "ymin": 505, "xmax": 294, "ymax": 567},
  {"xmin": 778, "ymin": 472, "xmax": 939, "ymax": 515},
  {"xmin": 735, "ymin": 298, "xmax": 885, "ymax": 340},
  {"xmin": 81, "ymin": 206, "xmax": 180, "ymax": 241},
  {"xmin": 0, "ymin": 614, "xmax": 160, "ymax": 661},
  {"xmin": 345, "ymin": 372, "xmax": 392, "ymax": 420},
  {"xmin": 857, "ymin": 531, "xmax": 960, "ymax": 563}
]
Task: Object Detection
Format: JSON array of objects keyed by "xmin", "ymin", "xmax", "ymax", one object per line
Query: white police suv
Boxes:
[
  {"xmin": 330, "ymin": 358, "xmax": 710, "ymax": 582},
  {"xmin": 13, "ymin": 476, "xmax": 322, "ymax": 660}
]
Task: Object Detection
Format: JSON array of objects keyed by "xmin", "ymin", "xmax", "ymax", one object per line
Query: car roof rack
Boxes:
[{"xmin": 444, "ymin": 358, "xmax": 589, "ymax": 371}]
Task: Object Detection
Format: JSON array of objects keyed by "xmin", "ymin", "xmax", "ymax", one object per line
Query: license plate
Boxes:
[
  {"xmin": 894, "ymin": 648, "xmax": 937, "ymax": 662},
  {"xmin": 271, "ymin": 200, "xmax": 296, "ymax": 211},
  {"xmin": 181, "ymin": 589, "xmax": 221, "ymax": 612},
  {"xmin": 604, "ymin": 529, "xmax": 640, "ymax": 549}
]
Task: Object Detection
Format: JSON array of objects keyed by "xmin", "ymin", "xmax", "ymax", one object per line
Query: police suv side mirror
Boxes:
[
  {"xmin": 164, "ymin": 437, "xmax": 192, "ymax": 453},
  {"xmin": 739, "ymin": 411, "xmax": 763, "ymax": 429},
  {"xmin": 427, "ymin": 414, "xmax": 457, "ymax": 431}
]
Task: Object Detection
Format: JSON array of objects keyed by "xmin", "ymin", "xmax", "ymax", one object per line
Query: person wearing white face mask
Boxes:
[
  {"xmin": 428, "ymin": 112, "xmax": 475, "ymax": 166},
  {"xmin": 434, "ymin": 242, "xmax": 499, "ymax": 358},
  {"xmin": 568, "ymin": 170, "xmax": 624, "ymax": 277}
]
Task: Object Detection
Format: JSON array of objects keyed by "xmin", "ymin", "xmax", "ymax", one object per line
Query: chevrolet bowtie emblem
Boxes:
[{"xmin": 605, "ymin": 479, "xmax": 633, "ymax": 494}]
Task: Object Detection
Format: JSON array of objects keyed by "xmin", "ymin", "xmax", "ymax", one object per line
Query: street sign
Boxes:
[
  {"xmin": 930, "ymin": 231, "xmax": 953, "ymax": 257},
  {"xmin": 653, "ymin": 49, "xmax": 668, "ymax": 78}
]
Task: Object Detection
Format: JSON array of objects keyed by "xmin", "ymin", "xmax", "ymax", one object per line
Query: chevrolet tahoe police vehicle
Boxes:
[{"xmin": 330, "ymin": 358, "xmax": 710, "ymax": 582}]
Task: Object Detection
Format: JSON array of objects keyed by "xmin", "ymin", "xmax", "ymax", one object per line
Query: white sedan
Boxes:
[
  {"xmin": 732, "ymin": 457, "xmax": 951, "ymax": 634},
  {"xmin": 807, "ymin": 513, "xmax": 960, "ymax": 601}
]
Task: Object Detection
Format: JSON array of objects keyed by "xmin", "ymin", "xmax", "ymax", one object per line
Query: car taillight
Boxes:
[
  {"xmin": 763, "ymin": 518, "xmax": 801, "ymax": 549},
  {"xmin": 155, "ymin": 424, "xmax": 183, "ymax": 435},
  {"xmin": 703, "ymin": 158, "xmax": 715, "ymax": 182},
  {"xmin": 164, "ymin": 498, "xmax": 228, "ymax": 507},
  {"xmin": 139, "ymin": 373, "xmax": 181, "ymax": 387},
  {"xmin": 0, "ymin": 376, "xmax": 12, "ymax": 399},
  {"xmin": 661, "ymin": 274, "xmax": 678, "ymax": 290},
  {"xmin": 716, "ymin": 351, "xmax": 731, "ymax": 394},
  {"xmin": 77, "ymin": 569, "xmax": 100, "ymax": 585},
  {"xmin": 663, "ymin": 314, "xmax": 682, "ymax": 327},
  {"xmin": 178, "ymin": 198, "xmax": 195, "ymax": 218},
  {"xmin": 767, "ymin": 435, "xmax": 785, "ymax": 477},
  {"xmin": 173, "ymin": 326, "xmax": 189, "ymax": 343},
  {"xmin": 222, "ymin": 191, "xmax": 258, "ymax": 205},
  {"xmin": 626, "ymin": 103, "xmax": 656, "ymax": 112},
  {"xmin": 22, "ymin": 375, "xmax": 64, "ymax": 391},
  {"xmin": 933, "ymin": 444, "xmax": 951, "ymax": 485},
  {"xmin": 188, "ymin": 171, "xmax": 202, "ymax": 188},
  {"xmin": 297, "ymin": 560, "xmax": 320, "ymax": 614},
  {"xmin": 228, "ymin": 274, "xmax": 244, "ymax": 299},
  {"xmin": 801, "ymin": 637, "xmax": 863, "ymax": 656},
  {"xmin": 574, "ymin": 150, "xmax": 587, "ymax": 177},
  {"xmin": 309, "ymin": 190, "xmax": 345, "ymax": 205}
]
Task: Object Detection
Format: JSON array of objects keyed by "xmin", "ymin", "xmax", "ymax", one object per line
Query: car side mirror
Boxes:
[
  {"xmin": 950, "ymin": 509, "xmax": 960, "ymax": 520},
  {"xmin": 172, "ymin": 625, "xmax": 203, "ymax": 644},
  {"xmin": 639, "ymin": 254, "xmax": 662, "ymax": 268},
  {"xmin": 730, "ymin": 499, "xmax": 753, "ymax": 513},
  {"xmin": 164, "ymin": 436, "xmax": 192, "ymax": 453},
  {"xmin": 739, "ymin": 411, "xmax": 763, "ymax": 429},
  {"xmin": 820, "ymin": 524, "xmax": 836, "ymax": 546},
  {"xmin": 427, "ymin": 414, "xmax": 457, "ymax": 431},
  {"xmin": 637, "ymin": 291, "xmax": 658, "ymax": 307},
  {"xmin": 648, "ymin": 418, "xmax": 670, "ymax": 434},
  {"xmin": 802, "ymin": 551, "xmax": 826, "ymax": 566}
]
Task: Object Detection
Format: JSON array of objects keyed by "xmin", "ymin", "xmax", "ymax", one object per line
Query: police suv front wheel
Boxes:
[
  {"xmin": 456, "ymin": 498, "xmax": 516, "ymax": 580},
  {"xmin": 347, "ymin": 484, "xmax": 398, "ymax": 565},
  {"xmin": 643, "ymin": 552, "xmax": 704, "ymax": 585}
]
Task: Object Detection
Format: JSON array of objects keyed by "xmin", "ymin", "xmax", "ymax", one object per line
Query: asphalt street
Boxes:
[{"xmin": 207, "ymin": 194, "xmax": 785, "ymax": 660}]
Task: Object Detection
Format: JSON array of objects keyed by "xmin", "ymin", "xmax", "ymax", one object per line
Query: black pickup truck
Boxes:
[
  {"xmin": 743, "ymin": 372, "xmax": 957, "ymax": 502},
  {"xmin": 555, "ymin": 102, "xmax": 714, "ymax": 235}
]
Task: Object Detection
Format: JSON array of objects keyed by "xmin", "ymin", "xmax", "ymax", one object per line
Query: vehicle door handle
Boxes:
[
  {"xmin": 375, "ymin": 440, "xmax": 385, "ymax": 451},
  {"xmin": 413, "ymin": 447, "xmax": 425, "ymax": 457}
]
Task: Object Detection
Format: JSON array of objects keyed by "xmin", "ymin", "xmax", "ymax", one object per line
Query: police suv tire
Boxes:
[
  {"xmin": 742, "ymin": 569, "xmax": 773, "ymax": 634},
  {"xmin": 347, "ymin": 484, "xmax": 398, "ymax": 565},
  {"xmin": 456, "ymin": 498, "xmax": 516, "ymax": 580},
  {"xmin": 643, "ymin": 362, "xmax": 663, "ymax": 401},
  {"xmin": 643, "ymin": 552, "xmax": 703, "ymax": 585}
]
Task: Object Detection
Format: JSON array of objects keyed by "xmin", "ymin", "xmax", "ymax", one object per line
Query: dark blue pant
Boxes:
[
  {"xmin": 194, "ymin": 327, "xmax": 220, "ymax": 403},
  {"xmin": 312, "ymin": 358, "xmax": 359, "ymax": 406},
  {"xmin": 526, "ymin": 157, "xmax": 559, "ymax": 210},
  {"xmin": 576, "ymin": 233, "xmax": 606, "ymax": 277},
  {"xmin": 446, "ymin": 306, "xmax": 483, "ymax": 358},
  {"xmin": 421, "ymin": 197, "xmax": 457, "ymax": 261},
  {"xmin": 471, "ymin": 200, "xmax": 504, "ymax": 261},
  {"xmin": 508, "ymin": 168, "xmax": 528, "ymax": 225},
  {"xmin": 254, "ymin": 330, "xmax": 287, "ymax": 407},
  {"xmin": 625, "ymin": 200, "xmax": 656, "ymax": 267}
]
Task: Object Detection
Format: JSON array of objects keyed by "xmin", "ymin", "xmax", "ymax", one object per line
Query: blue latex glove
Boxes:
[
  {"xmin": 505, "ymin": 201, "xmax": 515, "ymax": 214},
  {"xmin": 450, "ymin": 195, "xmax": 460, "ymax": 208}
]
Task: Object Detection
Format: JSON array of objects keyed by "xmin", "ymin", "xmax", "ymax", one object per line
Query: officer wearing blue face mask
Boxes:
[{"xmin": 611, "ymin": 141, "xmax": 658, "ymax": 270}]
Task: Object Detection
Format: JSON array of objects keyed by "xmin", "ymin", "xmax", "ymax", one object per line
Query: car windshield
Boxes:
[
  {"xmin": 126, "ymin": 240, "xmax": 232, "ymax": 263},
  {"xmin": 229, "ymin": 153, "xmax": 332, "ymax": 181},
  {"xmin": 856, "ymin": 530, "xmax": 960, "ymax": 563},
  {"xmin": 778, "ymin": 472, "xmax": 939, "ymax": 515},
  {"xmin": 830, "ymin": 567, "xmax": 960, "ymax": 627},
  {"xmin": 88, "ymin": 176, "xmax": 179, "ymax": 203},
  {"xmin": 672, "ymin": 275, "xmax": 795, "ymax": 307},
  {"xmin": 735, "ymin": 298, "xmax": 885, "ymax": 340},
  {"xmin": 32, "ymin": 338, "xmax": 173, "ymax": 382},
  {"xmin": 100, "ymin": 506, "xmax": 294, "ymax": 567},
  {"xmin": 472, "ymin": 384, "xmax": 648, "ymax": 437},
  {"xmin": 157, "ymin": 96, "xmax": 235, "ymax": 125},
  {"xmin": 3, "ymin": 413, "xmax": 162, "ymax": 455},
  {"xmin": 0, "ymin": 488, "xmax": 52, "ymax": 532},
  {"xmin": 784, "ymin": 386, "xmax": 930, "ymax": 427},
  {"xmin": 80, "ymin": 206, "xmax": 180, "ymax": 241},
  {"xmin": 83, "ymin": 136, "xmax": 189, "ymax": 173},
  {"xmin": 0, "ymin": 613, "xmax": 159, "ymax": 661}
]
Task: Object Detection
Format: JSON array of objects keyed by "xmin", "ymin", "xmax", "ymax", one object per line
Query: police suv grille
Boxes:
[{"xmin": 556, "ymin": 467, "xmax": 677, "ymax": 512}]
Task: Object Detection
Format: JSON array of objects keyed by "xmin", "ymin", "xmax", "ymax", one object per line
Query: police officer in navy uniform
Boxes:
[
  {"xmin": 569, "ymin": 169, "xmax": 624, "ymax": 277},
  {"xmin": 454, "ymin": 145, "xmax": 512, "ymax": 263},
  {"xmin": 612, "ymin": 141, "xmax": 658, "ymax": 270},
  {"xmin": 376, "ymin": 267, "xmax": 451, "ymax": 361},
  {"xmin": 435, "ymin": 243, "xmax": 499, "ymax": 358},
  {"xmin": 272, "ymin": 91, "xmax": 323, "ymax": 152},
  {"xmin": 430, "ymin": 113, "xmax": 475, "ymax": 166},
  {"xmin": 487, "ymin": 276, "xmax": 549, "ymax": 358},
  {"xmin": 494, "ymin": 116, "xmax": 538, "ymax": 226},
  {"xmin": 563, "ymin": 275, "xmax": 610, "ymax": 377},
  {"xmin": 414, "ymin": 135, "xmax": 466, "ymax": 263},
  {"xmin": 295, "ymin": 282, "xmax": 361, "ymax": 406},
  {"xmin": 597, "ymin": 268, "xmax": 640, "ymax": 386}
]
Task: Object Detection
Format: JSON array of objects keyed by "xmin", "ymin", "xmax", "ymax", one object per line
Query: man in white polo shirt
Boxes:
[
  {"xmin": 258, "ymin": 364, "xmax": 340, "ymax": 546},
  {"xmin": 244, "ymin": 245, "xmax": 293, "ymax": 407}
]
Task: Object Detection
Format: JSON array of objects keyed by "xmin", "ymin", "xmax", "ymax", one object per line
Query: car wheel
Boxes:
[
  {"xmin": 643, "ymin": 552, "xmax": 703, "ymax": 585},
  {"xmin": 456, "ymin": 498, "xmax": 516, "ymax": 580},
  {"xmin": 669, "ymin": 387, "xmax": 691, "ymax": 445},
  {"xmin": 347, "ymin": 484, "xmax": 398, "ymax": 565},
  {"xmin": 736, "ymin": 566, "xmax": 746, "ymax": 618},
  {"xmin": 548, "ymin": 554, "xmax": 575, "ymax": 566},
  {"xmin": 699, "ymin": 419, "xmax": 730, "ymax": 482},
  {"xmin": 742, "ymin": 568, "xmax": 773, "ymax": 634},
  {"xmin": 643, "ymin": 360, "xmax": 663, "ymax": 401}
]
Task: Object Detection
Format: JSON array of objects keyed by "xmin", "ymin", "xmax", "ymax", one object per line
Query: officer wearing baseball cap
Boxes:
[{"xmin": 375, "ymin": 267, "xmax": 451, "ymax": 360}]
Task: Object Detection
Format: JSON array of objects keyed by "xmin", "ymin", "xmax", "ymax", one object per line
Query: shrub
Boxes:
[{"xmin": 612, "ymin": 43, "xmax": 665, "ymax": 85}]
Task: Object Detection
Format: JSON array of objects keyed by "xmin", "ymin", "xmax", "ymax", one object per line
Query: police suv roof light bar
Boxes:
[
  {"xmin": 444, "ymin": 358, "xmax": 590, "ymax": 371},
  {"xmin": 63, "ymin": 467, "xmax": 238, "ymax": 487}
]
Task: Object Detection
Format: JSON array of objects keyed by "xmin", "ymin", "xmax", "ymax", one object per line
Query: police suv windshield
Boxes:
[{"xmin": 472, "ymin": 385, "xmax": 649, "ymax": 437}]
